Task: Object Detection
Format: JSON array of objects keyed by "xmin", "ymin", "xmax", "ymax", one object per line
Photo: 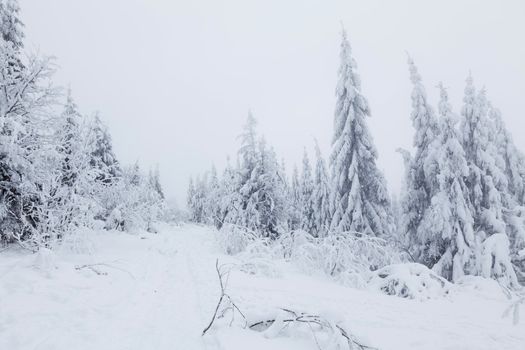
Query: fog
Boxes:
[{"xmin": 21, "ymin": 0, "xmax": 525, "ymax": 206}]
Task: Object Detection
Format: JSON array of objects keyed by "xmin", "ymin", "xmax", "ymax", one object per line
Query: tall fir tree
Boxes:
[
  {"xmin": 487, "ymin": 102, "xmax": 525, "ymax": 282},
  {"xmin": 148, "ymin": 165, "xmax": 164, "ymax": 200},
  {"xmin": 90, "ymin": 114, "xmax": 121, "ymax": 185},
  {"xmin": 400, "ymin": 57, "xmax": 441, "ymax": 259},
  {"xmin": 300, "ymin": 148, "xmax": 315, "ymax": 233},
  {"xmin": 59, "ymin": 89, "xmax": 83, "ymax": 188},
  {"xmin": 311, "ymin": 140, "xmax": 331, "ymax": 236},
  {"xmin": 422, "ymin": 83, "xmax": 475, "ymax": 281},
  {"xmin": 460, "ymin": 76, "xmax": 507, "ymax": 237},
  {"xmin": 289, "ymin": 164, "xmax": 302, "ymax": 230},
  {"xmin": 329, "ymin": 29, "xmax": 392, "ymax": 236}
]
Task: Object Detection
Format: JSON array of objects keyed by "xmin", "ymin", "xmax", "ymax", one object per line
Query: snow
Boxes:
[
  {"xmin": 368, "ymin": 263, "xmax": 451, "ymax": 300},
  {"xmin": 1, "ymin": 224, "xmax": 524, "ymax": 350}
]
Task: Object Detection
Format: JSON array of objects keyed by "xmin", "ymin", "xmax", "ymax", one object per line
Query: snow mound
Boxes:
[
  {"xmin": 368, "ymin": 263, "xmax": 451, "ymax": 299},
  {"xmin": 454, "ymin": 275, "xmax": 509, "ymax": 300}
]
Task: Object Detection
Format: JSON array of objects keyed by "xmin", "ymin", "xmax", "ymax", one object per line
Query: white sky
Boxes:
[{"xmin": 20, "ymin": 0, "xmax": 525, "ymax": 206}]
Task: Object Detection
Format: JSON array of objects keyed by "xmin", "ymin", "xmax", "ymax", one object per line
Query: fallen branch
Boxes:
[
  {"xmin": 250, "ymin": 308, "xmax": 377, "ymax": 350},
  {"xmin": 202, "ymin": 259, "xmax": 377, "ymax": 350},
  {"xmin": 202, "ymin": 259, "xmax": 246, "ymax": 335}
]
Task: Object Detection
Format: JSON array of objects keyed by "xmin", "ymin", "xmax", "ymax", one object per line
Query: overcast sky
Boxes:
[{"xmin": 20, "ymin": 0, "xmax": 525, "ymax": 206}]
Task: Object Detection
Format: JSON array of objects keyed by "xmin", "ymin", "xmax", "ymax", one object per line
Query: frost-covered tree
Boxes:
[
  {"xmin": 55, "ymin": 101, "xmax": 101, "ymax": 233},
  {"xmin": 421, "ymin": 83, "xmax": 475, "ymax": 281},
  {"xmin": 204, "ymin": 164, "xmax": 221, "ymax": 226},
  {"xmin": 0, "ymin": 0, "xmax": 23, "ymax": 51},
  {"xmin": 58, "ymin": 90, "xmax": 83, "ymax": 187},
  {"xmin": 488, "ymin": 103, "xmax": 525, "ymax": 282},
  {"xmin": 225, "ymin": 112, "xmax": 260, "ymax": 230},
  {"xmin": 216, "ymin": 113, "xmax": 288, "ymax": 237},
  {"xmin": 252, "ymin": 139, "xmax": 287, "ymax": 237},
  {"xmin": 216, "ymin": 157, "xmax": 239, "ymax": 229},
  {"xmin": 187, "ymin": 176, "xmax": 196, "ymax": 220},
  {"xmin": 460, "ymin": 76, "xmax": 507, "ymax": 237},
  {"xmin": 0, "ymin": 33, "xmax": 56, "ymax": 244},
  {"xmin": 289, "ymin": 165, "xmax": 302, "ymax": 230},
  {"xmin": 311, "ymin": 141, "xmax": 331, "ymax": 236},
  {"xmin": 399, "ymin": 57, "xmax": 440, "ymax": 257},
  {"xmin": 329, "ymin": 30, "xmax": 392, "ymax": 236},
  {"xmin": 300, "ymin": 149, "xmax": 315, "ymax": 233},
  {"xmin": 148, "ymin": 165, "xmax": 164, "ymax": 200},
  {"xmin": 90, "ymin": 114, "xmax": 121, "ymax": 185},
  {"xmin": 187, "ymin": 174, "xmax": 207, "ymax": 224},
  {"xmin": 104, "ymin": 163, "xmax": 163, "ymax": 232}
]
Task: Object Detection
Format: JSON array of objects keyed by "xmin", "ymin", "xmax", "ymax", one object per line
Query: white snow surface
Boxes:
[{"xmin": 0, "ymin": 224, "xmax": 524, "ymax": 350}]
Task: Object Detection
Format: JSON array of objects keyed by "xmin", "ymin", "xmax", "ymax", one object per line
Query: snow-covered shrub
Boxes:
[
  {"xmin": 368, "ymin": 263, "xmax": 451, "ymax": 299},
  {"xmin": 217, "ymin": 223, "xmax": 261, "ymax": 255},
  {"xmin": 99, "ymin": 164, "xmax": 163, "ymax": 233},
  {"xmin": 216, "ymin": 226, "xmax": 402, "ymax": 286},
  {"xmin": 271, "ymin": 230, "xmax": 401, "ymax": 287},
  {"xmin": 481, "ymin": 233, "xmax": 519, "ymax": 288}
]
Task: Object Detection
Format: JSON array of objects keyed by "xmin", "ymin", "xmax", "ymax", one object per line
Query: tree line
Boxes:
[
  {"xmin": 188, "ymin": 30, "xmax": 525, "ymax": 287},
  {"xmin": 0, "ymin": 0, "xmax": 167, "ymax": 249}
]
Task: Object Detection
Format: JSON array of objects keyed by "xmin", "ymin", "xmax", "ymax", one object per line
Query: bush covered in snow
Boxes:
[
  {"xmin": 368, "ymin": 263, "xmax": 451, "ymax": 299},
  {"xmin": 274, "ymin": 230, "xmax": 401, "ymax": 287},
  {"xmin": 217, "ymin": 223, "xmax": 262, "ymax": 256},
  {"xmin": 217, "ymin": 226, "xmax": 402, "ymax": 288}
]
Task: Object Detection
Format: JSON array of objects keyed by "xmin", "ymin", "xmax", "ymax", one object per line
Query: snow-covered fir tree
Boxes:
[
  {"xmin": 399, "ymin": 57, "xmax": 441, "ymax": 260},
  {"xmin": 224, "ymin": 112, "xmax": 260, "ymax": 230},
  {"xmin": 204, "ymin": 164, "xmax": 220, "ymax": 226},
  {"xmin": 0, "ymin": 17, "xmax": 56, "ymax": 244},
  {"xmin": 421, "ymin": 83, "xmax": 475, "ymax": 281},
  {"xmin": 300, "ymin": 148, "xmax": 315, "ymax": 233},
  {"xmin": 329, "ymin": 29, "xmax": 392, "ymax": 236},
  {"xmin": 252, "ymin": 139, "xmax": 287, "ymax": 237},
  {"xmin": 187, "ymin": 175, "xmax": 207, "ymax": 224},
  {"xmin": 460, "ymin": 76, "xmax": 507, "ymax": 237},
  {"xmin": 487, "ymin": 102, "xmax": 525, "ymax": 282},
  {"xmin": 149, "ymin": 165, "xmax": 164, "ymax": 200},
  {"xmin": 215, "ymin": 157, "xmax": 239, "ymax": 229},
  {"xmin": 311, "ymin": 140, "xmax": 331, "ymax": 236},
  {"xmin": 90, "ymin": 113, "xmax": 121, "ymax": 185},
  {"xmin": 289, "ymin": 164, "xmax": 302, "ymax": 230},
  {"xmin": 0, "ymin": 0, "xmax": 23, "ymax": 51},
  {"xmin": 58, "ymin": 90, "xmax": 83, "ymax": 187}
]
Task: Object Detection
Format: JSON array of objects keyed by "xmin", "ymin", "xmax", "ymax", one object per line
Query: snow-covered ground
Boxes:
[{"xmin": 0, "ymin": 224, "xmax": 524, "ymax": 350}]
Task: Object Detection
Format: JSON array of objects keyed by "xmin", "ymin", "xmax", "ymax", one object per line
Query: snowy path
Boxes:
[
  {"xmin": 1, "ymin": 224, "xmax": 524, "ymax": 350},
  {"xmin": 0, "ymin": 225, "xmax": 220, "ymax": 350}
]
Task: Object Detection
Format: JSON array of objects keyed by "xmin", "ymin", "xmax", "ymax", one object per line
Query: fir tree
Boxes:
[
  {"xmin": 460, "ymin": 76, "xmax": 507, "ymax": 236},
  {"xmin": 311, "ymin": 140, "xmax": 331, "ymax": 236},
  {"xmin": 59, "ymin": 89, "xmax": 83, "ymax": 188},
  {"xmin": 329, "ymin": 29, "xmax": 392, "ymax": 236},
  {"xmin": 0, "ymin": 0, "xmax": 23, "ymax": 51},
  {"xmin": 149, "ymin": 165, "xmax": 164, "ymax": 200},
  {"xmin": 90, "ymin": 114, "xmax": 121, "ymax": 185},
  {"xmin": 422, "ymin": 83, "xmax": 475, "ymax": 281},
  {"xmin": 400, "ymin": 57, "xmax": 440, "ymax": 259},
  {"xmin": 300, "ymin": 148, "xmax": 315, "ymax": 233},
  {"xmin": 289, "ymin": 164, "xmax": 302, "ymax": 230}
]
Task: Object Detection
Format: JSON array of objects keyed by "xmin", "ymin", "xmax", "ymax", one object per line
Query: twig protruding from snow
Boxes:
[{"xmin": 201, "ymin": 259, "xmax": 246, "ymax": 335}]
